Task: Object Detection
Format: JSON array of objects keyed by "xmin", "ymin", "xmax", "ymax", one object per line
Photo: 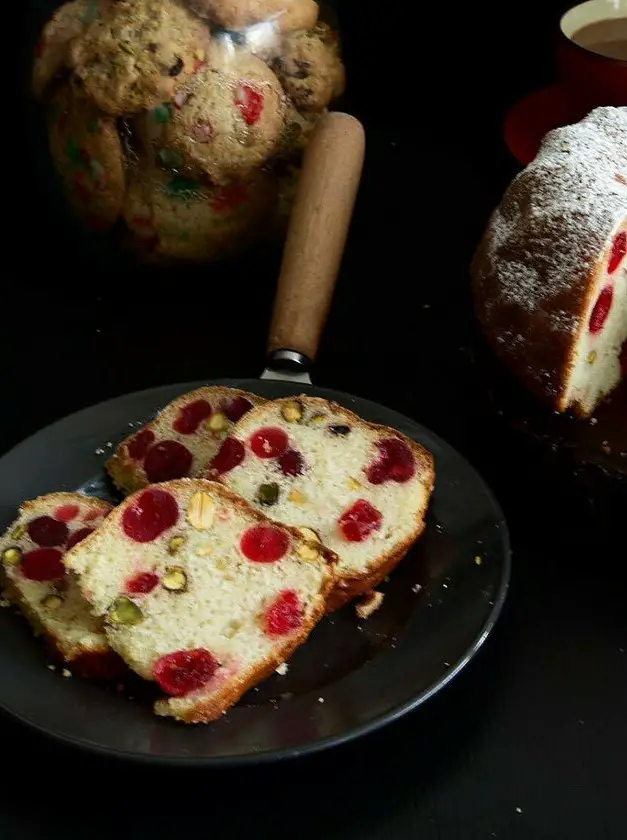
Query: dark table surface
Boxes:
[{"xmin": 5, "ymin": 1, "xmax": 626, "ymax": 837}]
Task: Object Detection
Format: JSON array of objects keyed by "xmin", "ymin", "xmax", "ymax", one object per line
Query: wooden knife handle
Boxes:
[{"xmin": 267, "ymin": 111, "xmax": 366, "ymax": 361}]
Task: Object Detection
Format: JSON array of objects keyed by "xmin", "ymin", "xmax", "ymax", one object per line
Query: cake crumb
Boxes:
[
  {"xmin": 515, "ymin": 807, "xmax": 523, "ymax": 814},
  {"xmin": 0, "ymin": 598, "xmax": 10, "ymax": 608},
  {"xmin": 474, "ymin": 555, "xmax": 483, "ymax": 565},
  {"xmin": 318, "ymin": 697, "xmax": 325, "ymax": 704},
  {"xmin": 355, "ymin": 590, "xmax": 384, "ymax": 619},
  {"xmin": 601, "ymin": 441, "xmax": 611, "ymax": 454},
  {"xmin": 275, "ymin": 663, "xmax": 289, "ymax": 676},
  {"xmin": 411, "ymin": 583, "xmax": 423, "ymax": 593},
  {"xmin": 590, "ymin": 417, "xmax": 598, "ymax": 426},
  {"xmin": 61, "ymin": 668, "xmax": 72, "ymax": 678},
  {"xmin": 47, "ymin": 664, "xmax": 56, "ymax": 671}
]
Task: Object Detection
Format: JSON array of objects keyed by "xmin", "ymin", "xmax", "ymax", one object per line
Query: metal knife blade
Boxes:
[
  {"xmin": 260, "ymin": 367, "xmax": 312, "ymax": 385},
  {"xmin": 261, "ymin": 349, "xmax": 313, "ymax": 385}
]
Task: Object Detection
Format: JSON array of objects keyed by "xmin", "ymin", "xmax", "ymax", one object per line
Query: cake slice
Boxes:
[
  {"xmin": 204, "ymin": 397, "xmax": 435, "ymax": 610},
  {"xmin": 0, "ymin": 492, "xmax": 124, "ymax": 678},
  {"xmin": 106, "ymin": 386, "xmax": 265, "ymax": 495},
  {"xmin": 64, "ymin": 480, "xmax": 336, "ymax": 723}
]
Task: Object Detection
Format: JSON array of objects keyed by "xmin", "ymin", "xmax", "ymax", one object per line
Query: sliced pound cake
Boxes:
[
  {"xmin": 64, "ymin": 480, "xmax": 336, "ymax": 723},
  {"xmin": 205, "ymin": 397, "xmax": 435, "ymax": 610},
  {"xmin": 106, "ymin": 386, "xmax": 265, "ymax": 495},
  {"xmin": 0, "ymin": 493, "xmax": 124, "ymax": 678}
]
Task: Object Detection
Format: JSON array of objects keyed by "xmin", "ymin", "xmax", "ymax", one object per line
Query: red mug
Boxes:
[{"xmin": 556, "ymin": 0, "xmax": 627, "ymax": 107}]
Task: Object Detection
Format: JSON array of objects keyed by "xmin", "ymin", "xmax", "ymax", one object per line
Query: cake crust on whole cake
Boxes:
[{"xmin": 472, "ymin": 106, "xmax": 627, "ymax": 418}]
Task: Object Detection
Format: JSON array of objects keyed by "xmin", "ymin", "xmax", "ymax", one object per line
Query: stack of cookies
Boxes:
[{"xmin": 32, "ymin": 0, "xmax": 345, "ymax": 262}]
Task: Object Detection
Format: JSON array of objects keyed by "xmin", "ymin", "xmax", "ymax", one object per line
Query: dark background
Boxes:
[{"xmin": 5, "ymin": 1, "xmax": 626, "ymax": 837}]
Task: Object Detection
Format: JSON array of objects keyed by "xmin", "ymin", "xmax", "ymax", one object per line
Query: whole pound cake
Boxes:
[
  {"xmin": 107, "ymin": 386, "xmax": 265, "ymax": 495},
  {"xmin": 0, "ymin": 493, "xmax": 124, "ymax": 678},
  {"xmin": 64, "ymin": 480, "xmax": 336, "ymax": 723},
  {"xmin": 205, "ymin": 397, "xmax": 435, "ymax": 610},
  {"xmin": 472, "ymin": 106, "xmax": 627, "ymax": 417}
]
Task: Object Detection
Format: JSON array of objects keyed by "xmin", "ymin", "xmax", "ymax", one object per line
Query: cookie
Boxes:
[
  {"xmin": 153, "ymin": 42, "xmax": 285, "ymax": 184},
  {"xmin": 69, "ymin": 0, "xmax": 210, "ymax": 115},
  {"xmin": 189, "ymin": 0, "xmax": 319, "ymax": 33},
  {"xmin": 275, "ymin": 101, "xmax": 323, "ymax": 160},
  {"xmin": 32, "ymin": 0, "xmax": 100, "ymax": 99},
  {"xmin": 48, "ymin": 79, "xmax": 125, "ymax": 229},
  {"xmin": 273, "ymin": 161, "xmax": 300, "ymax": 236},
  {"xmin": 123, "ymin": 163, "xmax": 277, "ymax": 261},
  {"xmin": 274, "ymin": 23, "xmax": 345, "ymax": 111}
]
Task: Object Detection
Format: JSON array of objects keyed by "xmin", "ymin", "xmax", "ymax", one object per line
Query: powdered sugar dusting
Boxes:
[{"xmin": 472, "ymin": 106, "xmax": 627, "ymax": 399}]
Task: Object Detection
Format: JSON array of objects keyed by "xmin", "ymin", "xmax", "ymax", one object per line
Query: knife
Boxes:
[{"xmin": 259, "ymin": 112, "xmax": 366, "ymax": 386}]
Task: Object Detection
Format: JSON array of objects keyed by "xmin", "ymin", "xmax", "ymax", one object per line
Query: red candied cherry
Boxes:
[
  {"xmin": 144, "ymin": 440, "xmax": 193, "ymax": 482},
  {"xmin": 240, "ymin": 525, "xmax": 290, "ymax": 563},
  {"xmin": 27, "ymin": 516, "xmax": 69, "ymax": 547},
  {"xmin": 153, "ymin": 648, "xmax": 219, "ymax": 697},
  {"xmin": 208, "ymin": 437, "xmax": 246, "ymax": 475},
  {"xmin": 54, "ymin": 504, "xmax": 79, "ymax": 523},
  {"xmin": 71, "ymin": 650, "xmax": 127, "ymax": 680},
  {"xmin": 223, "ymin": 396, "xmax": 253, "ymax": 422},
  {"xmin": 125, "ymin": 571, "xmax": 159, "ymax": 595},
  {"xmin": 264, "ymin": 590, "xmax": 302, "ymax": 636},
  {"xmin": 122, "ymin": 488, "xmax": 179, "ymax": 543},
  {"xmin": 234, "ymin": 84, "xmax": 264, "ymax": 125},
  {"xmin": 338, "ymin": 500, "xmax": 383, "ymax": 542},
  {"xmin": 127, "ymin": 429, "xmax": 155, "ymax": 460},
  {"xmin": 278, "ymin": 449, "xmax": 305, "ymax": 477},
  {"xmin": 608, "ymin": 231, "xmax": 626, "ymax": 275},
  {"xmin": 20, "ymin": 548, "xmax": 66, "ymax": 581},
  {"xmin": 620, "ymin": 341, "xmax": 627, "ymax": 376},
  {"xmin": 211, "ymin": 183, "xmax": 248, "ymax": 214},
  {"xmin": 173, "ymin": 399, "xmax": 212, "ymax": 434},
  {"xmin": 250, "ymin": 427, "xmax": 288, "ymax": 459},
  {"xmin": 589, "ymin": 286, "xmax": 614, "ymax": 334},
  {"xmin": 191, "ymin": 121, "xmax": 213, "ymax": 143},
  {"xmin": 66, "ymin": 528, "xmax": 95, "ymax": 550},
  {"xmin": 366, "ymin": 438, "xmax": 416, "ymax": 485}
]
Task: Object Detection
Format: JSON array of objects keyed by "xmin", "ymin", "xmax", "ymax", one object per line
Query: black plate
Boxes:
[{"xmin": 0, "ymin": 379, "xmax": 510, "ymax": 765}]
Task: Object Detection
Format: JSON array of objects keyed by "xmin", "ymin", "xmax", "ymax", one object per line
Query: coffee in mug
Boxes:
[{"xmin": 557, "ymin": 0, "xmax": 627, "ymax": 106}]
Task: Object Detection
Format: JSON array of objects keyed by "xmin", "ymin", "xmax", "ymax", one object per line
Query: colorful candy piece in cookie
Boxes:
[
  {"xmin": 64, "ymin": 480, "xmax": 336, "ymax": 723},
  {"xmin": 32, "ymin": 0, "xmax": 99, "ymax": 99},
  {"xmin": 204, "ymin": 396, "xmax": 435, "ymax": 610},
  {"xmin": 0, "ymin": 492, "xmax": 125, "ymax": 678},
  {"xmin": 274, "ymin": 23, "xmax": 345, "ymax": 112},
  {"xmin": 106, "ymin": 386, "xmax": 267, "ymax": 495},
  {"xmin": 190, "ymin": 0, "xmax": 319, "ymax": 33},
  {"xmin": 48, "ymin": 78, "xmax": 125, "ymax": 228},
  {"xmin": 69, "ymin": 0, "xmax": 210, "ymax": 115},
  {"xmin": 122, "ymin": 164, "xmax": 277, "ymax": 262},
  {"xmin": 155, "ymin": 41, "xmax": 285, "ymax": 184}
]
